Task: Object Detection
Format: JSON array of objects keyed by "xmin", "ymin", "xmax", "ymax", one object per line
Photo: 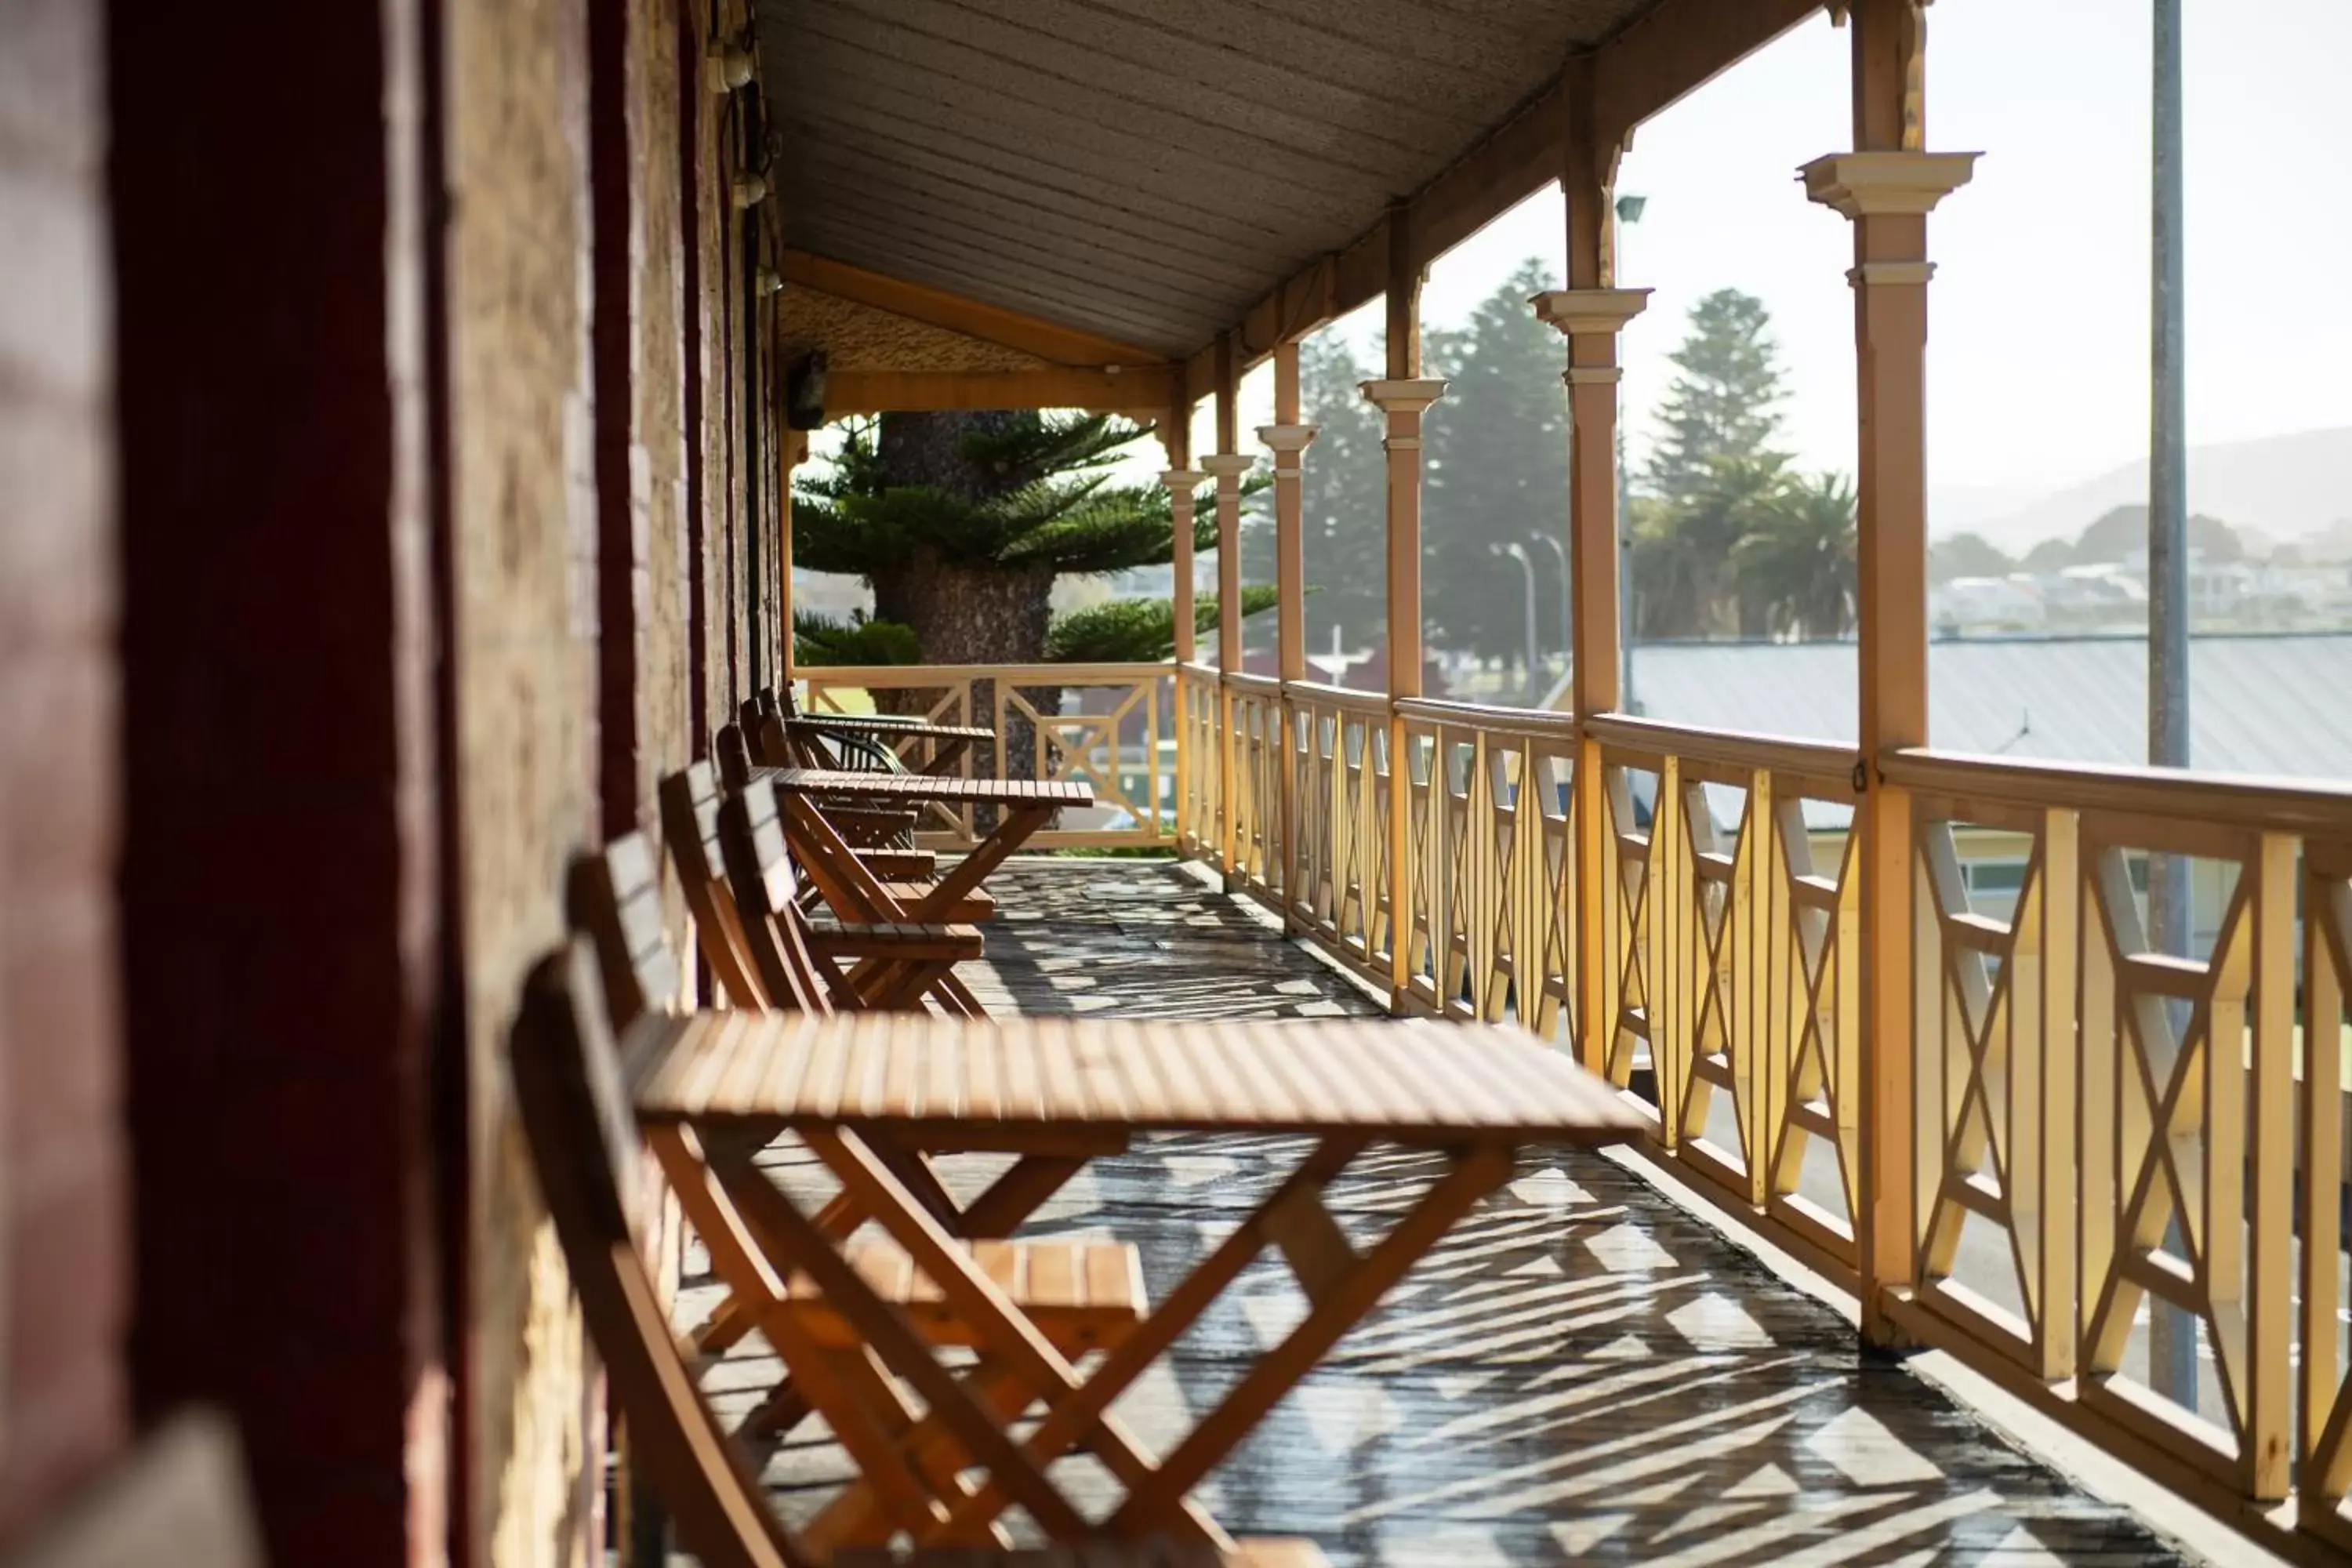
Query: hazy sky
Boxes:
[{"xmin": 1196, "ymin": 0, "xmax": 2352, "ymax": 523}]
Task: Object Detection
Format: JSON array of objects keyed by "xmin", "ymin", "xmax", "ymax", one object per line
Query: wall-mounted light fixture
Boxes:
[
  {"xmin": 731, "ymin": 173, "xmax": 768, "ymax": 211},
  {"xmin": 757, "ymin": 268, "xmax": 784, "ymax": 298},
  {"xmin": 706, "ymin": 46, "xmax": 754, "ymax": 96}
]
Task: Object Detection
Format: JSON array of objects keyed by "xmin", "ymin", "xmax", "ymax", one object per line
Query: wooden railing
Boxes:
[
  {"xmin": 1175, "ymin": 662, "xmax": 1220, "ymax": 860},
  {"xmin": 1177, "ymin": 670, "xmax": 2352, "ymax": 1560},
  {"xmin": 799, "ymin": 662, "xmax": 1173, "ymax": 849},
  {"xmin": 1283, "ymin": 680, "xmax": 1395, "ymax": 979},
  {"xmin": 1879, "ymin": 747, "xmax": 2352, "ymax": 1548}
]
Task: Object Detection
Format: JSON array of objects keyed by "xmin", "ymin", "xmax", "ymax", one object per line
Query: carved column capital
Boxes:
[
  {"xmin": 1798, "ymin": 150, "xmax": 1978, "ymax": 219},
  {"xmin": 1530, "ymin": 288, "xmax": 1652, "ymax": 339},
  {"xmin": 1356, "ymin": 377, "xmax": 1449, "ymax": 416}
]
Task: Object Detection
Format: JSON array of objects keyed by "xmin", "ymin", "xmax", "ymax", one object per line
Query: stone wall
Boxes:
[
  {"xmin": 441, "ymin": 0, "xmax": 601, "ymax": 1562},
  {"xmin": 0, "ymin": 0, "xmax": 125, "ymax": 1541},
  {"xmin": 630, "ymin": 0, "xmax": 694, "ymax": 837}
]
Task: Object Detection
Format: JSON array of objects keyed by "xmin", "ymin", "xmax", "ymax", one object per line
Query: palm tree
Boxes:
[
  {"xmin": 1730, "ymin": 470, "xmax": 1857, "ymax": 641},
  {"xmin": 1632, "ymin": 449, "xmax": 1790, "ymax": 637}
]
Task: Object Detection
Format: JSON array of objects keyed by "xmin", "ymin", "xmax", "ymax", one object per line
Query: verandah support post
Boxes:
[
  {"xmin": 780, "ymin": 428, "xmax": 807, "ymax": 691},
  {"xmin": 1161, "ymin": 408, "xmax": 1206, "ymax": 857},
  {"xmin": 1261, "ymin": 342, "xmax": 1318, "ymax": 931},
  {"xmin": 1360, "ymin": 201, "xmax": 1446, "ymax": 1011},
  {"xmin": 1203, "ymin": 332, "xmax": 1254, "ymax": 880},
  {"xmin": 1534, "ymin": 54, "xmax": 1646, "ymax": 1077},
  {"xmin": 1803, "ymin": 0, "xmax": 1975, "ymax": 1345}
]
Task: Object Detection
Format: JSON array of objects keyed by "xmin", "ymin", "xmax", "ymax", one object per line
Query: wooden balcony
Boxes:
[{"xmin": 757, "ymin": 659, "xmax": 2352, "ymax": 1564}]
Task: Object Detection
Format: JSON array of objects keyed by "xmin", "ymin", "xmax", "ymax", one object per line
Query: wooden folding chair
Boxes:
[
  {"xmin": 711, "ymin": 734, "xmax": 996, "ymax": 924},
  {"xmin": 724, "ymin": 721, "xmax": 932, "ymax": 863},
  {"xmin": 661, "ymin": 760, "xmax": 977, "ymax": 1010},
  {"xmin": 756, "ymin": 688, "xmax": 993, "ymax": 783},
  {"xmin": 514, "ymin": 945, "xmax": 1319, "ymax": 1566},
  {"xmin": 713, "ymin": 780, "xmax": 988, "ymax": 1019},
  {"xmin": 578, "ymin": 832, "xmax": 1123, "ymax": 1369}
]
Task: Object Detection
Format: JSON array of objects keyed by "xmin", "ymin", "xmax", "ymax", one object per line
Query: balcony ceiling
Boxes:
[{"xmin": 754, "ymin": 0, "xmax": 1666, "ymax": 360}]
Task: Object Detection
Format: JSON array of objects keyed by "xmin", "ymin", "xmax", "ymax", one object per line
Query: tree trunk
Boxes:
[{"xmin": 873, "ymin": 412, "xmax": 1062, "ymax": 811}]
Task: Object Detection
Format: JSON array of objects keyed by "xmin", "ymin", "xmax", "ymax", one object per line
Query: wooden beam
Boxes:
[
  {"xmin": 1185, "ymin": 0, "xmax": 1821, "ymax": 380},
  {"xmin": 1591, "ymin": 0, "xmax": 1825, "ymax": 143},
  {"xmin": 826, "ymin": 365, "xmax": 1177, "ymax": 415},
  {"xmin": 778, "ymin": 249, "xmax": 1167, "ymax": 368},
  {"xmin": 1385, "ymin": 200, "xmax": 1419, "ymax": 378}
]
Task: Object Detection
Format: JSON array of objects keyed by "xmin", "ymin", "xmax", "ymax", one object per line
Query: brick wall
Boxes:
[
  {"xmin": 631, "ymin": 0, "xmax": 695, "ymax": 840},
  {"xmin": 109, "ymin": 2, "xmax": 446, "ymax": 1565},
  {"xmin": 440, "ymin": 0, "xmax": 603, "ymax": 1561},
  {"xmin": 0, "ymin": 0, "xmax": 125, "ymax": 1541}
]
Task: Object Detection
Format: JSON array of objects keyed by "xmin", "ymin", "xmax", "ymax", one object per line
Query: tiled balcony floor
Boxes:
[{"xmin": 681, "ymin": 858, "xmax": 2195, "ymax": 1567}]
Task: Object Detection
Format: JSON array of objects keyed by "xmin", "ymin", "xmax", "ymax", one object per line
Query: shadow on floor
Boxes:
[{"xmin": 682, "ymin": 858, "xmax": 2190, "ymax": 1568}]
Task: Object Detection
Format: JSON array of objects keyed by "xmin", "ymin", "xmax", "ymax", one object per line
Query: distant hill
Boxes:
[{"xmin": 1940, "ymin": 426, "xmax": 2352, "ymax": 555}]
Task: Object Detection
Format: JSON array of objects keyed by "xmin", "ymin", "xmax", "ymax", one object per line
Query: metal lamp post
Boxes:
[
  {"xmin": 1534, "ymin": 533, "xmax": 1572, "ymax": 696},
  {"xmin": 2147, "ymin": 0, "xmax": 2197, "ymax": 1415},
  {"xmin": 1494, "ymin": 541, "xmax": 1541, "ymax": 706},
  {"xmin": 1614, "ymin": 193, "xmax": 1646, "ymax": 716}
]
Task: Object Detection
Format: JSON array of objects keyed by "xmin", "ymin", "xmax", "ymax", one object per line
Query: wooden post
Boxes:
[
  {"xmin": 1204, "ymin": 337, "xmax": 1253, "ymax": 878},
  {"xmin": 1161, "ymin": 403, "xmax": 1205, "ymax": 858},
  {"xmin": 1260, "ymin": 341, "xmax": 1316, "ymax": 931},
  {"xmin": 780, "ymin": 428, "xmax": 807, "ymax": 690},
  {"xmin": 1803, "ymin": 0, "xmax": 1975, "ymax": 1345},
  {"xmin": 1535, "ymin": 61, "xmax": 1648, "ymax": 1076},
  {"xmin": 1361, "ymin": 204, "xmax": 1446, "ymax": 1007}
]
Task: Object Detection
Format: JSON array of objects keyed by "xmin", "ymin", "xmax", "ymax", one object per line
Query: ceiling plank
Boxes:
[
  {"xmin": 779, "ymin": 250, "xmax": 1171, "ymax": 368},
  {"xmin": 826, "ymin": 365, "xmax": 1178, "ymax": 415}
]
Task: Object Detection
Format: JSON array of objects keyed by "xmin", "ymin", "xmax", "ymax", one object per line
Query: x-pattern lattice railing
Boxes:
[
  {"xmin": 1586, "ymin": 718, "xmax": 1865, "ymax": 1273},
  {"xmin": 809, "ymin": 654, "xmax": 2352, "ymax": 1561},
  {"xmin": 800, "ymin": 662, "xmax": 1172, "ymax": 850}
]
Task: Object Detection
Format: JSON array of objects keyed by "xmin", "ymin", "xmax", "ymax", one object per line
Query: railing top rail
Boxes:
[
  {"xmin": 1224, "ymin": 670, "xmax": 1280, "ymax": 695},
  {"xmin": 1395, "ymin": 696, "xmax": 1579, "ymax": 743},
  {"xmin": 804, "ymin": 660, "xmax": 1173, "ymax": 684},
  {"xmin": 1281, "ymin": 679, "xmax": 1392, "ymax": 717},
  {"xmin": 1884, "ymin": 746, "xmax": 2352, "ymax": 839},
  {"xmin": 1178, "ymin": 660, "xmax": 1221, "ymax": 682},
  {"xmin": 1584, "ymin": 711, "xmax": 1861, "ymax": 785}
]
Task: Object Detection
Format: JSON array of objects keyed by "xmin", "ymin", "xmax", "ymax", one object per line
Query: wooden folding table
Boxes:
[
  {"xmin": 628, "ymin": 1009, "xmax": 1642, "ymax": 1555},
  {"xmin": 756, "ymin": 767, "xmax": 1092, "ymax": 927}
]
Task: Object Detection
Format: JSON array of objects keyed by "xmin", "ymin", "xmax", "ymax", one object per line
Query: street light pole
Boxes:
[
  {"xmin": 1615, "ymin": 193, "xmax": 1647, "ymax": 717},
  {"xmin": 2147, "ymin": 0, "xmax": 2197, "ymax": 1414},
  {"xmin": 1533, "ymin": 533, "xmax": 1572, "ymax": 694},
  {"xmin": 1494, "ymin": 542, "xmax": 1541, "ymax": 706}
]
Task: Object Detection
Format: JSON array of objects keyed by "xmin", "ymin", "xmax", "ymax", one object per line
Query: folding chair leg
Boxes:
[{"xmin": 804, "ymin": 1354, "xmax": 1037, "ymax": 1557}]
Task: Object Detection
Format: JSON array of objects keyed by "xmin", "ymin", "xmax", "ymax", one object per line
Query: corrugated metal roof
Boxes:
[
  {"xmin": 756, "ymin": 0, "xmax": 1659, "ymax": 356},
  {"xmin": 1605, "ymin": 633, "xmax": 2352, "ymax": 782}
]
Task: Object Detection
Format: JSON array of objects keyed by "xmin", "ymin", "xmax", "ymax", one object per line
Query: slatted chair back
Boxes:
[
  {"xmin": 756, "ymin": 710, "xmax": 807, "ymax": 769},
  {"xmin": 566, "ymin": 830, "xmax": 682, "ymax": 1028},
  {"xmin": 655, "ymin": 761, "xmax": 771, "ymax": 1010},
  {"xmin": 0, "ymin": 1413, "xmax": 262, "ymax": 1568},
  {"xmin": 510, "ymin": 942, "xmax": 809, "ymax": 1568},
  {"xmin": 714, "ymin": 776, "xmax": 837, "ymax": 1016},
  {"xmin": 738, "ymin": 695, "xmax": 769, "ymax": 749},
  {"xmin": 715, "ymin": 723, "xmax": 756, "ymax": 787}
]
